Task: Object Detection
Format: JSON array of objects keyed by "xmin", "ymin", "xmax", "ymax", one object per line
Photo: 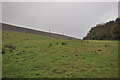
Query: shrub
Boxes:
[{"xmin": 61, "ymin": 42, "xmax": 67, "ymax": 45}]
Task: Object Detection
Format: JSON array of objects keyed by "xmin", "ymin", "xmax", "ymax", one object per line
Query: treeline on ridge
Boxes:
[{"xmin": 83, "ymin": 18, "xmax": 120, "ymax": 40}]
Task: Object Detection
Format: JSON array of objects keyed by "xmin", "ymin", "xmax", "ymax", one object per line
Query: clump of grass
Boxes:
[
  {"xmin": 75, "ymin": 54, "xmax": 78, "ymax": 56},
  {"xmin": 81, "ymin": 40, "xmax": 84, "ymax": 42},
  {"xmin": 61, "ymin": 42, "xmax": 67, "ymax": 45},
  {"xmin": 9, "ymin": 49, "xmax": 13, "ymax": 53},
  {"xmin": 105, "ymin": 44, "xmax": 110, "ymax": 47},
  {"xmin": 2, "ymin": 48, "xmax": 5, "ymax": 54},
  {"xmin": 5, "ymin": 43, "xmax": 16, "ymax": 49},
  {"xmin": 98, "ymin": 49, "xmax": 102, "ymax": 51},
  {"xmin": 49, "ymin": 43, "xmax": 52, "ymax": 46},
  {"xmin": 24, "ymin": 46, "xmax": 28, "ymax": 48},
  {"xmin": 86, "ymin": 41, "xmax": 89, "ymax": 43},
  {"xmin": 22, "ymin": 50, "xmax": 25, "ymax": 52},
  {"xmin": 16, "ymin": 52, "xmax": 22, "ymax": 55},
  {"xmin": 82, "ymin": 57, "xmax": 86, "ymax": 59},
  {"xmin": 105, "ymin": 44, "xmax": 107, "ymax": 47},
  {"xmin": 56, "ymin": 43, "xmax": 59, "ymax": 45},
  {"xmin": 24, "ymin": 38, "xmax": 29, "ymax": 40}
]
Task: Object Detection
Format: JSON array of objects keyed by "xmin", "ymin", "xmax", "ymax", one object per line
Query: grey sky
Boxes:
[{"xmin": 2, "ymin": 2, "xmax": 118, "ymax": 39}]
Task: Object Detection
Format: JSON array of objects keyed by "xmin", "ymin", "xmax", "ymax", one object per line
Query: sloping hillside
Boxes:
[
  {"xmin": 2, "ymin": 31, "xmax": 118, "ymax": 78},
  {"xmin": 2, "ymin": 23, "xmax": 77, "ymax": 39},
  {"xmin": 83, "ymin": 18, "xmax": 120, "ymax": 40}
]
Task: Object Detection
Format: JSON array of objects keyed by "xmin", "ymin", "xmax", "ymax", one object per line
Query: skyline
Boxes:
[{"xmin": 2, "ymin": 2, "xmax": 118, "ymax": 39}]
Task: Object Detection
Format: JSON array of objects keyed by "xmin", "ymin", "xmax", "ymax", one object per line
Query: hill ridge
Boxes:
[{"xmin": 1, "ymin": 23, "xmax": 77, "ymax": 39}]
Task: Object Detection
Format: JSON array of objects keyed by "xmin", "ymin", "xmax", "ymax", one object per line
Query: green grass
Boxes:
[{"xmin": 2, "ymin": 30, "xmax": 118, "ymax": 78}]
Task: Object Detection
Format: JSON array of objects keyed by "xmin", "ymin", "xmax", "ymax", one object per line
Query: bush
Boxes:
[{"xmin": 61, "ymin": 42, "xmax": 67, "ymax": 45}]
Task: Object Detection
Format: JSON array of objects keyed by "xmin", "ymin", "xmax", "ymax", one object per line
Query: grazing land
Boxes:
[{"xmin": 2, "ymin": 30, "xmax": 118, "ymax": 78}]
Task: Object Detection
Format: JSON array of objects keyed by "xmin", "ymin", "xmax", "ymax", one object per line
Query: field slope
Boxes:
[{"xmin": 2, "ymin": 31, "xmax": 118, "ymax": 78}]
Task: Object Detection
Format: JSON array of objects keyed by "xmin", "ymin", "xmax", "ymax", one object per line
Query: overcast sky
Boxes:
[{"xmin": 2, "ymin": 2, "xmax": 118, "ymax": 39}]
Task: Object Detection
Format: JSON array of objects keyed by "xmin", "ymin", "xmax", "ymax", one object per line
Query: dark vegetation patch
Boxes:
[
  {"xmin": 52, "ymin": 68, "xmax": 66, "ymax": 74},
  {"xmin": 56, "ymin": 43, "xmax": 59, "ymax": 45},
  {"xmin": 61, "ymin": 42, "xmax": 67, "ymax": 45},
  {"xmin": 24, "ymin": 38, "xmax": 29, "ymax": 40},
  {"xmin": 36, "ymin": 73, "xmax": 40, "ymax": 76},
  {"xmin": 105, "ymin": 44, "xmax": 110, "ymax": 47},
  {"xmin": 105, "ymin": 44, "xmax": 108, "ymax": 47},
  {"xmin": 82, "ymin": 57, "xmax": 86, "ymax": 59},
  {"xmin": 49, "ymin": 43, "xmax": 52, "ymax": 47},
  {"xmin": 75, "ymin": 54, "xmax": 78, "ymax": 56},
  {"xmin": 22, "ymin": 50, "xmax": 25, "ymax": 52},
  {"xmin": 16, "ymin": 52, "xmax": 22, "ymax": 55},
  {"xmin": 24, "ymin": 46, "xmax": 32, "ymax": 48},
  {"xmin": 48, "ymin": 42, "xmax": 67, "ymax": 47},
  {"xmin": 4, "ymin": 43, "xmax": 16, "ymax": 49},
  {"xmin": 86, "ymin": 41, "xmax": 89, "ymax": 43},
  {"xmin": 2, "ymin": 43, "xmax": 17, "ymax": 54},
  {"xmin": 2, "ymin": 48, "xmax": 5, "ymax": 54},
  {"xmin": 81, "ymin": 40, "xmax": 84, "ymax": 42},
  {"xmin": 9, "ymin": 49, "xmax": 13, "ymax": 53},
  {"xmin": 98, "ymin": 49, "xmax": 102, "ymax": 51}
]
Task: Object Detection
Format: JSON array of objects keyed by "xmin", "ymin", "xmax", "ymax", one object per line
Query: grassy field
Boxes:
[{"xmin": 2, "ymin": 31, "xmax": 118, "ymax": 78}]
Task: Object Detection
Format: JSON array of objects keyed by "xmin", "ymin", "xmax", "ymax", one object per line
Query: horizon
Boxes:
[
  {"xmin": 2, "ymin": 17, "xmax": 118, "ymax": 39},
  {"xmin": 2, "ymin": 2, "xmax": 118, "ymax": 39}
]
